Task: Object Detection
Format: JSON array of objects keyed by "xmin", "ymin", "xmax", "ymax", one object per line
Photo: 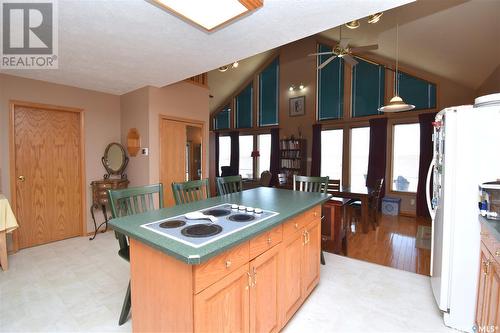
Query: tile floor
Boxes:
[{"xmin": 1, "ymin": 232, "xmax": 453, "ymax": 333}]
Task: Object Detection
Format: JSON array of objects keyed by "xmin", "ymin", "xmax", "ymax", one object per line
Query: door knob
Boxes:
[{"xmin": 18, "ymin": 175, "xmax": 25, "ymax": 182}]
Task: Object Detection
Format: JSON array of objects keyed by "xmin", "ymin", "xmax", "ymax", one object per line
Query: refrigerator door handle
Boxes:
[{"xmin": 426, "ymin": 159, "xmax": 436, "ymax": 220}]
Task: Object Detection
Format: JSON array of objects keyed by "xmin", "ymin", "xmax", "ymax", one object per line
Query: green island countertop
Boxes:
[
  {"xmin": 479, "ymin": 215, "xmax": 500, "ymax": 241},
  {"xmin": 108, "ymin": 187, "xmax": 331, "ymax": 264}
]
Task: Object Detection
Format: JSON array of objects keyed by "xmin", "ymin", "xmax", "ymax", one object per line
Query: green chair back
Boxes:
[
  {"xmin": 293, "ymin": 175, "xmax": 329, "ymax": 194},
  {"xmin": 107, "ymin": 183, "xmax": 164, "ymax": 260},
  {"xmin": 216, "ymin": 175, "xmax": 243, "ymax": 196},
  {"xmin": 171, "ymin": 179, "xmax": 210, "ymax": 205}
]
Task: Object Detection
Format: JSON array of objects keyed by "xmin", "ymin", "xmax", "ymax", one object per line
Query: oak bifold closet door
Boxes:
[{"xmin": 12, "ymin": 104, "xmax": 83, "ymax": 249}]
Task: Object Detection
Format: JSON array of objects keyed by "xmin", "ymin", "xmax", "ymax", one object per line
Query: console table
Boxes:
[{"xmin": 89, "ymin": 179, "xmax": 129, "ymax": 240}]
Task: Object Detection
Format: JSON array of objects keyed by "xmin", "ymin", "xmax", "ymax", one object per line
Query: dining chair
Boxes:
[
  {"xmin": 260, "ymin": 171, "xmax": 272, "ymax": 187},
  {"xmin": 171, "ymin": 179, "xmax": 210, "ymax": 205},
  {"xmin": 107, "ymin": 183, "xmax": 164, "ymax": 325},
  {"xmin": 292, "ymin": 175, "xmax": 329, "ymax": 265},
  {"xmin": 368, "ymin": 178, "xmax": 385, "ymax": 229},
  {"xmin": 348, "ymin": 178, "xmax": 384, "ymax": 231},
  {"xmin": 293, "ymin": 175, "xmax": 329, "ymax": 194},
  {"xmin": 216, "ymin": 175, "xmax": 243, "ymax": 196}
]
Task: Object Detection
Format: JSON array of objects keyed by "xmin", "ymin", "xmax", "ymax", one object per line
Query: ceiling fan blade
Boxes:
[
  {"xmin": 350, "ymin": 44, "xmax": 379, "ymax": 53},
  {"xmin": 318, "ymin": 55, "xmax": 337, "ymax": 70},
  {"xmin": 339, "ymin": 38, "xmax": 350, "ymax": 49},
  {"xmin": 308, "ymin": 52, "xmax": 335, "ymax": 57},
  {"xmin": 342, "ymin": 55, "xmax": 359, "ymax": 66}
]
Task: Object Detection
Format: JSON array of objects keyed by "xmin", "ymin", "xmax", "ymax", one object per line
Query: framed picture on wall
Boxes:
[{"xmin": 289, "ymin": 96, "xmax": 305, "ymax": 117}]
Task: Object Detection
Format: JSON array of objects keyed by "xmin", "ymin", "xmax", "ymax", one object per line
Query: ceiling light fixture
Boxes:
[
  {"xmin": 367, "ymin": 12, "xmax": 383, "ymax": 24},
  {"xmin": 232, "ymin": 61, "xmax": 239, "ymax": 68},
  {"xmin": 152, "ymin": 0, "xmax": 263, "ymax": 31},
  {"xmin": 345, "ymin": 20, "xmax": 360, "ymax": 29},
  {"xmin": 379, "ymin": 24, "xmax": 415, "ymax": 113},
  {"xmin": 218, "ymin": 65, "xmax": 229, "ymax": 72}
]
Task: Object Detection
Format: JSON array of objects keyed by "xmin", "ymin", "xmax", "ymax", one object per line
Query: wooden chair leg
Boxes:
[
  {"xmin": 119, "ymin": 281, "xmax": 131, "ymax": 326},
  {"xmin": 0, "ymin": 231, "xmax": 8, "ymax": 271},
  {"xmin": 320, "ymin": 250, "xmax": 326, "ymax": 265}
]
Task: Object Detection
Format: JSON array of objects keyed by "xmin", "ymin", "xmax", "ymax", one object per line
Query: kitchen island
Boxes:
[{"xmin": 109, "ymin": 187, "xmax": 330, "ymax": 332}]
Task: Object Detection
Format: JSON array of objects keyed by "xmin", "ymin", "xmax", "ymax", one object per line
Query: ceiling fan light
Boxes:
[
  {"xmin": 367, "ymin": 12, "xmax": 383, "ymax": 24},
  {"xmin": 345, "ymin": 20, "xmax": 360, "ymax": 29},
  {"xmin": 378, "ymin": 95, "xmax": 415, "ymax": 112}
]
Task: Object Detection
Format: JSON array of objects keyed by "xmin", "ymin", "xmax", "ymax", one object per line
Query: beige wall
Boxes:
[
  {"xmin": 119, "ymin": 81, "xmax": 209, "ymax": 199},
  {"xmin": 120, "ymin": 87, "xmax": 150, "ymax": 187},
  {"xmin": 476, "ymin": 65, "xmax": 500, "ymax": 97},
  {"xmin": 278, "ymin": 37, "xmax": 317, "ymax": 175},
  {"xmin": 148, "ymin": 82, "xmax": 210, "ymax": 185},
  {"xmin": 0, "ymin": 74, "xmax": 121, "ymax": 234}
]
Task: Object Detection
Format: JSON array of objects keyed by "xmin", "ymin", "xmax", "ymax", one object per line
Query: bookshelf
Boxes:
[{"xmin": 279, "ymin": 138, "xmax": 307, "ymax": 185}]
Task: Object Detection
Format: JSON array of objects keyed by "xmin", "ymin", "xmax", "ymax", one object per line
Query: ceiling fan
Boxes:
[{"xmin": 309, "ymin": 27, "xmax": 378, "ymax": 69}]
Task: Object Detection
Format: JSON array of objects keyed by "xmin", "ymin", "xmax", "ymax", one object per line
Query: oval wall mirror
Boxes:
[{"xmin": 102, "ymin": 142, "xmax": 129, "ymax": 179}]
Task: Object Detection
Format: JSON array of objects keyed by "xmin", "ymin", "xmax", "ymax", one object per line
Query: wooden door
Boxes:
[
  {"xmin": 476, "ymin": 242, "xmax": 490, "ymax": 327},
  {"xmin": 302, "ymin": 219, "xmax": 321, "ymax": 297},
  {"xmin": 249, "ymin": 245, "xmax": 281, "ymax": 333},
  {"xmin": 485, "ymin": 257, "xmax": 500, "ymax": 329},
  {"xmin": 12, "ymin": 104, "xmax": 83, "ymax": 249},
  {"xmin": 160, "ymin": 119, "xmax": 187, "ymax": 206},
  {"xmin": 194, "ymin": 264, "xmax": 250, "ymax": 333},
  {"xmin": 281, "ymin": 229, "xmax": 304, "ymax": 323}
]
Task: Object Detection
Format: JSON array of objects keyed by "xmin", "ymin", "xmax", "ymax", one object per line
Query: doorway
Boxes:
[
  {"xmin": 159, "ymin": 117, "xmax": 205, "ymax": 206},
  {"xmin": 9, "ymin": 101, "xmax": 85, "ymax": 250}
]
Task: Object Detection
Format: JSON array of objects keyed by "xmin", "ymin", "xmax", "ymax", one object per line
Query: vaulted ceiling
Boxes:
[
  {"xmin": 0, "ymin": 0, "xmax": 411, "ymax": 95},
  {"xmin": 208, "ymin": 0, "xmax": 500, "ymax": 112}
]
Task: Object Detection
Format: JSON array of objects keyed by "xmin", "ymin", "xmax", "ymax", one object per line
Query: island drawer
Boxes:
[
  {"xmin": 249, "ymin": 225, "xmax": 283, "ymax": 260},
  {"xmin": 194, "ymin": 241, "xmax": 250, "ymax": 294},
  {"xmin": 283, "ymin": 205, "xmax": 321, "ymax": 239}
]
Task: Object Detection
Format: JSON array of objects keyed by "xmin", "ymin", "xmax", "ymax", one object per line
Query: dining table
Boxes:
[
  {"xmin": 0, "ymin": 194, "xmax": 19, "ymax": 271},
  {"xmin": 329, "ymin": 185, "xmax": 373, "ymax": 233}
]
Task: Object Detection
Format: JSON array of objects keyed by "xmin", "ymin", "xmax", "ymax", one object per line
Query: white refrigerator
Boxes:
[{"xmin": 427, "ymin": 93, "xmax": 500, "ymax": 332}]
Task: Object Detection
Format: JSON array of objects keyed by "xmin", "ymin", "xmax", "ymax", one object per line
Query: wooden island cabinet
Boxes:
[
  {"xmin": 476, "ymin": 220, "xmax": 500, "ymax": 331},
  {"xmin": 129, "ymin": 205, "xmax": 322, "ymax": 333}
]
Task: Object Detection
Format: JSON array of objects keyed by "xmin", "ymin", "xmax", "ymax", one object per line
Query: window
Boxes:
[
  {"xmin": 257, "ymin": 134, "xmax": 271, "ymax": 176},
  {"xmin": 352, "ymin": 58, "xmax": 384, "ymax": 117},
  {"xmin": 239, "ymin": 135, "xmax": 254, "ymax": 179},
  {"xmin": 214, "ymin": 105, "xmax": 230, "ymax": 130},
  {"xmin": 218, "ymin": 136, "xmax": 231, "ymax": 175},
  {"xmin": 321, "ymin": 129, "xmax": 343, "ymax": 183},
  {"xmin": 398, "ymin": 72, "xmax": 436, "ymax": 110},
  {"xmin": 350, "ymin": 127, "xmax": 370, "ymax": 189},
  {"xmin": 236, "ymin": 83, "xmax": 253, "ymax": 128},
  {"xmin": 317, "ymin": 44, "xmax": 344, "ymax": 120},
  {"xmin": 259, "ymin": 58, "xmax": 279, "ymax": 126},
  {"xmin": 392, "ymin": 123, "xmax": 420, "ymax": 192}
]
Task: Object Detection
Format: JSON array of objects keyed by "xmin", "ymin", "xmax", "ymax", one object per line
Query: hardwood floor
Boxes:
[{"xmin": 346, "ymin": 214, "xmax": 431, "ymax": 276}]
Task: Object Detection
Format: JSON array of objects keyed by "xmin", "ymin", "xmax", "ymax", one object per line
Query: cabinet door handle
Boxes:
[
  {"xmin": 302, "ymin": 231, "xmax": 307, "ymax": 245},
  {"xmin": 267, "ymin": 237, "xmax": 272, "ymax": 245},
  {"xmin": 225, "ymin": 260, "xmax": 232, "ymax": 268},
  {"xmin": 314, "ymin": 211, "xmax": 318, "ymax": 217},
  {"xmin": 483, "ymin": 260, "xmax": 490, "ymax": 275},
  {"xmin": 294, "ymin": 223, "xmax": 299, "ymax": 229},
  {"xmin": 307, "ymin": 230, "xmax": 310, "ymax": 244},
  {"xmin": 247, "ymin": 271, "xmax": 252, "ymax": 288}
]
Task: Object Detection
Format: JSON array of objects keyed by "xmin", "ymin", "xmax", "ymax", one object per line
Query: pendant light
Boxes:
[{"xmin": 379, "ymin": 24, "xmax": 415, "ymax": 112}]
